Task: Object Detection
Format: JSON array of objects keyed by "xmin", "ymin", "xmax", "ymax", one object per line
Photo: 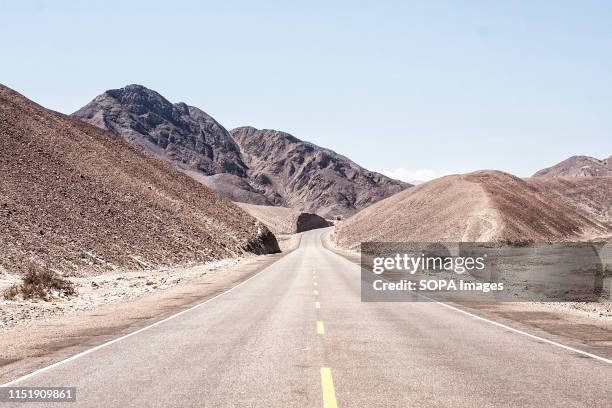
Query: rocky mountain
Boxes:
[
  {"xmin": 72, "ymin": 84, "xmax": 248, "ymax": 177},
  {"xmin": 533, "ymin": 155, "xmax": 612, "ymax": 177},
  {"xmin": 230, "ymin": 127, "xmax": 408, "ymax": 217},
  {"xmin": 0, "ymin": 84, "xmax": 279, "ymax": 276},
  {"xmin": 334, "ymin": 170, "xmax": 609, "ymax": 249},
  {"xmin": 73, "ymin": 85, "xmax": 409, "ymax": 217}
]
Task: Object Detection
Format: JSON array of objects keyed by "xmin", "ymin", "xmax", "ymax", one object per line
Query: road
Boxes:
[{"xmin": 2, "ymin": 229, "xmax": 611, "ymax": 407}]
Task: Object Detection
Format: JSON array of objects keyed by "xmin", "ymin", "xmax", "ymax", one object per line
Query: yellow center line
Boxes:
[
  {"xmin": 314, "ymin": 282, "xmax": 318, "ymax": 287},
  {"xmin": 320, "ymin": 367, "xmax": 338, "ymax": 408},
  {"xmin": 314, "ymin": 290, "xmax": 318, "ymax": 296},
  {"xmin": 317, "ymin": 321, "xmax": 325, "ymax": 335},
  {"xmin": 315, "ymin": 301, "xmax": 320, "ymax": 309}
]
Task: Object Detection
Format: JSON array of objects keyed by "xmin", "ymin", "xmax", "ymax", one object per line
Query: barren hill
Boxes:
[
  {"xmin": 533, "ymin": 155, "xmax": 612, "ymax": 177},
  {"xmin": 73, "ymin": 85, "xmax": 409, "ymax": 217},
  {"xmin": 525, "ymin": 176, "xmax": 611, "ymax": 227},
  {"xmin": 236, "ymin": 203, "xmax": 331, "ymax": 235},
  {"xmin": 334, "ymin": 170, "xmax": 608, "ymax": 249},
  {"xmin": 0, "ymin": 84, "xmax": 279, "ymax": 275}
]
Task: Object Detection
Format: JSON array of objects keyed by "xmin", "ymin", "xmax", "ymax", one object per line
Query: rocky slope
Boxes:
[
  {"xmin": 334, "ymin": 170, "xmax": 609, "ymax": 249},
  {"xmin": 533, "ymin": 155, "xmax": 612, "ymax": 177},
  {"xmin": 73, "ymin": 85, "xmax": 409, "ymax": 217},
  {"xmin": 230, "ymin": 127, "xmax": 408, "ymax": 217},
  {"xmin": 0, "ymin": 84, "xmax": 279, "ymax": 276},
  {"xmin": 525, "ymin": 177, "xmax": 611, "ymax": 227},
  {"xmin": 72, "ymin": 84, "xmax": 248, "ymax": 178}
]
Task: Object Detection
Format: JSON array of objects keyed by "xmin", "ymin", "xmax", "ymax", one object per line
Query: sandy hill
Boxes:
[
  {"xmin": 533, "ymin": 155, "xmax": 612, "ymax": 177},
  {"xmin": 72, "ymin": 85, "xmax": 409, "ymax": 217},
  {"xmin": 236, "ymin": 203, "xmax": 330, "ymax": 235},
  {"xmin": 0, "ymin": 84, "xmax": 279, "ymax": 276},
  {"xmin": 334, "ymin": 170, "xmax": 608, "ymax": 249}
]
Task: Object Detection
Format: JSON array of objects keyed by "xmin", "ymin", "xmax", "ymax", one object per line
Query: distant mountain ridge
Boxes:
[
  {"xmin": 73, "ymin": 85, "xmax": 409, "ymax": 217},
  {"xmin": 533, "ymin": 155, "xmax": 612, "ymax": 177}
]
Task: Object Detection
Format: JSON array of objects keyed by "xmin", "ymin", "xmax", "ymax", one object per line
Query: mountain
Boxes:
[
  {"xmin": 0, "ymin": 84, "xmax": 279, "ymax": 275},
  {"xmin": 334, "ymin": 170, "xmax": 609, "ymax": 249},
  {"xmin": 230, "ymin": 127, "xmax": 408, "ymax": 217},
  {"xmin": 72, "ymin": 84, "xmax": 248, "ymax": 177},
  {"xmin": 533, "ymin": 155, "xmax": 612, "ymax": 177},
  {"xmin": 73, "ymin": 85, "xmax": 409, "ymax": 217}
]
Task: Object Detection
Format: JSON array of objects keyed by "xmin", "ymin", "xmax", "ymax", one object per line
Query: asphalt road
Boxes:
[{"xmin": 2, "ymin": 229, "xmax": 611, "ymax": 407}]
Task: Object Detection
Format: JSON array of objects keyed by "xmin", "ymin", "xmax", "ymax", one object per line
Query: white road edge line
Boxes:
[
  {"xmin": 1, "ymin": 261, "xmax": 275, "ymax": 387},
  {"xmin": 320, "ymin": 231, "xmax": 612, "ymax": 365},
  {"xmin": 422, "ymin": 295, "xmax": 612, "ymax": 365}
]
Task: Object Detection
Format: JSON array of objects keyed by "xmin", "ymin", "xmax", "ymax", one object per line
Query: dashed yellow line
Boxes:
[
  {"xmin": 317, "ymin": 321, "xmax": 325, "ymax": 335},
  {"xmin": 314, "ymin": 282, "xmax": 318, "ymax": 287},
  {"xmin": 320, "ymin": 367, "xmax": 338, "ymax": 408},
  {"xmin": 314, "ymin": 290, "xmax": 318, "ymax": 296},
  {"xmin": 315, "ymin": 301, "xmax": 320, "ymax": 309}
]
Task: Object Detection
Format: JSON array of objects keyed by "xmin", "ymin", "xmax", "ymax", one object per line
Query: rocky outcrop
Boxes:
[
  {"xmin": 296, "ymin": 213, "xmax": 331, "ymax": 233},
  {"xmin": 236, "ymin": 203, "xmax": 331, "ymax": 234}
]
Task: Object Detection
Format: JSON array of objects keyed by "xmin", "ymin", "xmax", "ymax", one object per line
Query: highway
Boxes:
[{"xmin": 2, "ymin": 229, "xmax": 611, "ymax": 407}]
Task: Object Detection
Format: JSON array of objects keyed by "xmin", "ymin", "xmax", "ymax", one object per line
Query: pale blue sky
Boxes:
[{"xmin": 2, "ymin": 1, "xmax": 611, "ymax": 180}]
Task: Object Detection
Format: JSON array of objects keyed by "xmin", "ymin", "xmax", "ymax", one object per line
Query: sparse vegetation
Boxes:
[{"xmin": 3, "ymin": 265, "xmax": 76, "ymax": 301}]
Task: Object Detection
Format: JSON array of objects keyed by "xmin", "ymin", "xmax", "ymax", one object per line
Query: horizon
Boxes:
[{"xmin": 3, "ymin": 1, "xmax": 612, "ymax": 180}]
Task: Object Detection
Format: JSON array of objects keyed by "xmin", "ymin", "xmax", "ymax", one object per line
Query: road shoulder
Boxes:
[
  {"xmin": 321, "ymin": 231, "xmax": 612, "ymax": 361},
  {"xmin": 0, "ymin": 234, "xmax": 301, "ymax": 384}
]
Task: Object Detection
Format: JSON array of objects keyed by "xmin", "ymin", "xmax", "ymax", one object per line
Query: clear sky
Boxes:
[{"xmin": 2, "ymin": 1, "xmax": 611, "ymax": 181}]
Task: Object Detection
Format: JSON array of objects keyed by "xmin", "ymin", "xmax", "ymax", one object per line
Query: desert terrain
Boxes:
[
  {"xmin": 1, "ymin": 84, "xmax": 610, "ymax": 407},
  {"xmin": 333, "ymin": 170, "xmax": 609, "ymax": 249},
  {"xmin": 73, "ymin": 85, "xmax": 409, "ymax": 217},
  {"xmin": 0, "ymin": 84, "xmax": 279, "ymax": 280}
]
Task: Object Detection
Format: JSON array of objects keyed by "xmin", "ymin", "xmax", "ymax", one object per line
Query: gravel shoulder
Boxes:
[{"xmin": 0, "ymin": 234, "xmax": 301, "ymax": 383}]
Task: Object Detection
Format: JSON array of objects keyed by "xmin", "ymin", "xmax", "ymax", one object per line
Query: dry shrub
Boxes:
[{"xmin": 3, "ymin": 264, "xmax": 76, "ymax": 301}]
